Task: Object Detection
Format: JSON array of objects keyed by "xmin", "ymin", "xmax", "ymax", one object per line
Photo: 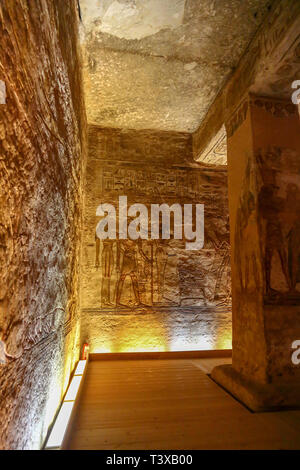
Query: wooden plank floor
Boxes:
[{"xmin": 67, "ymin": 358, "xmax": 300, "ymax": 450}]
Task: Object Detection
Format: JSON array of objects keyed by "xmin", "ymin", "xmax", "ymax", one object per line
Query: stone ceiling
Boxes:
[{"xmin": 79, "ymin": 0, "xmax": 273, "ymax": 133}]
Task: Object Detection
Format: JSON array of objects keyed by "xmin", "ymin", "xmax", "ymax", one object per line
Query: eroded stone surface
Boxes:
[
  {"xmin": 80, "ymin": 0, "xmax": 186, "ymax": 40},
  {"xmin": 0, "ymin": 0, "xmax": 86, "ymax": 449},
  {"xmin": 79, "ymin": 0, "xmax": 273, "ymax": 132}
]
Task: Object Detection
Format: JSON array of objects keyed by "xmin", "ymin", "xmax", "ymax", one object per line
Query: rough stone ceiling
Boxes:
[{"xmin": 79, "ymin": 0, "xmax": 273, "ymax": 132}]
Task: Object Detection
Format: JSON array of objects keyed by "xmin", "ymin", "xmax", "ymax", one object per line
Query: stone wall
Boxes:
[
  {"xmin": 80, "ymin": 125, "xmax": 231, "ymax": 353},
  {"xmin": 0, "ymin": 0, "xmax": 86, "ymax": 449}
]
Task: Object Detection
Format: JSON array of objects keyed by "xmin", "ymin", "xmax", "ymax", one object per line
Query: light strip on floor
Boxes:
[
  {"xmin": 45, "ymin": 401, "xmax": 75, "ymax": 449},
  {"xmin": 74, "ymin": 359, "xmax": 87, "ymax": 376},
  {"xmin": 44, "ymin": 359, "xmax": 87, "ymax": 450},
  {"xmin": 64, "ymin": 375, "xmax": 82, "ymax": 402}
]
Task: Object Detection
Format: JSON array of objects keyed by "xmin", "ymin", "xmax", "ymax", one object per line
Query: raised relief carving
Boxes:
[
  {"xmin": 84, "ymin": 162, "xmax": 231, "ymax": 313},
  {"xmin": 226, "ymin": 100, "xmax": 248, "ymax": 138},
  {"xmin": 256, "ymin": 147, "xmax": 300, "ymax": 303},
  {"xmin": 251, "ymin": 96, "xmax": 297, "ymax": 117},
  {"xmin": 196, "ymin": 126, "xmax": 227, "ymax": 166}
]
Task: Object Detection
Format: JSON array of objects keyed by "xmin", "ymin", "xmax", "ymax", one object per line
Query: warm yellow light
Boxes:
[
  {"xmin": 118, "ymin": 342, "xmax": 167, "ymax": 353},
  {"xmin": 45, "ymin": 401, "xmax": 75, "ymax": 449},
  {"xmin": 74, "ymin": 359, "xmax": 87, "ymax": 376},
  {"xmin": 92, "ymin": 347, "xmax": 112, "ymax": 354},
  {"xmin": 170, "ymin": 337, "xmax": 211, "ymax": 351},
  {"xmin": 64, "ymin": 375, "xmax": 82, "ymax": 402},
  {"xmin": 215, "ymin": 334, "xmax": 232, "ymax": 350},
  {"xmin": 111, "ymin": 317, "xmax": 168, "ymax": 353}
]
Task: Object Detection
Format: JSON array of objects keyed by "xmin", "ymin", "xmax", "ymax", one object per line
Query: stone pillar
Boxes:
[{"xmin": 212, "ymin": 94, "xmax": 300, "ymax": 411}]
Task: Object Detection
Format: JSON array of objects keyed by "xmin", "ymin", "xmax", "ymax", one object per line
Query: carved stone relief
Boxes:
[{"xmin": 81, "ymin": 127, "xmax": 232, "ymax": 353}]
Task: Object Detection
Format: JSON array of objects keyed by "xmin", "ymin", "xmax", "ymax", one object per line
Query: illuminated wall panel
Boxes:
[{"xmin": 80, "ymin": 126, "xmax": 232, "ymax": 352}]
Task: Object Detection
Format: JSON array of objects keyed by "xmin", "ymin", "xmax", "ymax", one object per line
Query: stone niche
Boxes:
[
  {"xmin": 0, "ymin": 0, "xmax": 86, "ymax": 449},
  {"xmin": 80, "ymin": 125, "xmax": 232, "ymax": 353}
]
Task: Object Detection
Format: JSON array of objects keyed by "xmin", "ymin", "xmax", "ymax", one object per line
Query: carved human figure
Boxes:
[
  {"xmin": 288, "ymin": 221, "xmax": 300, "ymax": 292},
  {"xmin": 243, "ymin": 193, "xmax": 261, "ymax": 291},
  {"xmin": 214, "ymin": 240, "xmax": 231, "ymax": 302},
  {"xmin": 235, "ymin": 198, "xmax": 248, "ymax": 293},
  {"xmin": 116, "ymin": 239, "xmax": 141, "ymax": 307},
  {"xmin": 160, "ymin": 239, "xmax": 180, "ymax": 305},
  {"xmin": 95, "ymin": 236, "xmax": 115, "ymax": 307},
  {"xmin": 137, "ymin": 240, "xmax": 155, "ymax": 305},
  {"xmin": 154, "ymin": 240, "xmax": 168, "ymax": 302},
  {"xmin": 258, "ymin": 184, "xmax": 291, "ymax": 294},
  {"xmin": 286, "ymin": 183, "xmax": 300, "ymax": 293}
]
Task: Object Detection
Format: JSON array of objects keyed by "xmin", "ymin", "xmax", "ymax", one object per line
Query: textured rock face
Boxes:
[
  {"xmin": 80, "ymin": 125, "xmax": 231, "ymax": 353},
  {"xmin": 0, "ymin": 0, "xmax": 86, "ymax": 449},
  {"xmin": 79, "ymin": 0, "xmax": 273, "ymax": 132},
  {"xmin": 81, "ymin": 0, "xmax": 186, "ymax": 40}
]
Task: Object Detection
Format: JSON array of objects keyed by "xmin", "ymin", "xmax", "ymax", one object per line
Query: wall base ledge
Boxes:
[
  {"xmin": 90, "ymin": 349, "xmax": 232, "ymax": 361},
  {"xmin": 211, "ymin": 364, "xmax": 300, "ymax": 412}
]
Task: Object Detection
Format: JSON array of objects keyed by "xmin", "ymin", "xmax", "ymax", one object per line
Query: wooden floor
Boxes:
[{"xmin": 67, "ymin": 358, "xmax": 300, "ymax": 450}]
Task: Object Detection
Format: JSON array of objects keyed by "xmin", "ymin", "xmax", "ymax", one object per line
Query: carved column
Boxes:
[{"xmin": 212, "ymin": 94, "xmax": 300, "ymax": 411}]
